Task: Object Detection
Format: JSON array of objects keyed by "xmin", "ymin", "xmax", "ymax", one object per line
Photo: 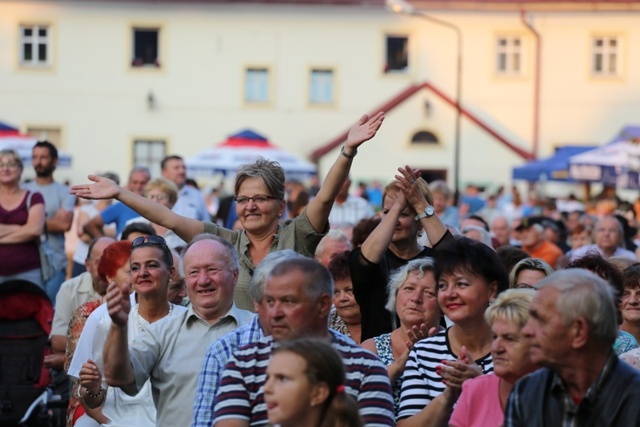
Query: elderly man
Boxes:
[
  {"xmin": 212, "ymin": 257, "xmax": 394, "ymax": 427},
  {"xmin": 102, "ymin": 234, "xmax": 254, "ymax": 427},
  {"xmin": 192, "ymin": 250, "xmax": 304, "ymax": 427},
  {"xmin": 491, "ymin": 215, "xmax": 512, "ymax": 247},
  {"xmin": 505, "ymin": 269, "xmax": 640, "ymax": 426},
  {"xmin": 46, "ymin": 237, "xmax": 115, "ymax": 371},
  {"xmin": 516, "ymin": 216, "xmax": 563, "ymax": 268},
  {"xmin": 569, "ymin": 215, "xmax": 637, "ymax": 261},
  {"xmin": 314, "ymin": 229, "xmax": 352, "ymax": 267}
]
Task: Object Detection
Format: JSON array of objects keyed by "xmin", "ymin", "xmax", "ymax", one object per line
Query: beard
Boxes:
[{"xmin": 34, "ymin": 164, "xmax": 56, "ymax": 177}]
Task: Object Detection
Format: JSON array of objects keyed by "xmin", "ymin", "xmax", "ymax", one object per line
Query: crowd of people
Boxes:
[{"xmin": 3, "ymin": 111, "xmax": 640, "ymax": 427}]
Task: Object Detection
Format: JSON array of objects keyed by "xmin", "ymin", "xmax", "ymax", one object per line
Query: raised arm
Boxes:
[
  {"xmin": 306, "ymin": 112, "xmax": 384, "ymax": 232},
  {"xmin": 395, "ymin": 166, "xmax": 447, "ymax": 247},
  {"xmin": 360, "ymin": 191, "xmax": 407, "ymax": 264},
  {"xmin": 102, "ymin": 281, "xmax": 136, "ymax": 394},
  {"xmin": 72, "ymin": 175, "xmax": 204, "ymax": 242}
]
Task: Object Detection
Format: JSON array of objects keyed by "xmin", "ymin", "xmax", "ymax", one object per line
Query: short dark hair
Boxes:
[
  {"xmin": 496, "ymin": 246, "xmax": 530, "ymax": 275},
  {"xmin": 467, "ymin": 215, "xmax": 490, "ymax": 231},
  {"xmin": 434, "ymin": 236, "xmax": 508, "ymax": 294},
  {"xmin": 33, "ymin": 140, "xmax": 58, "ymax": 160},
  {"xmin": 327, "ymin": 251, "xmax": 351, "ymax": 283},
  {"xmin": 120, "ymin": 222, "xmax": 157, "ymax": 241},
  {"xmin": 161, "ymin": 155, "xmax": 184, "ymax": 170}
]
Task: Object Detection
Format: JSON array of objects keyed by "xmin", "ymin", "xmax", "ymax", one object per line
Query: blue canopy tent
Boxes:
[{"xmin": 512, "ymin": 146, "xmax": 596, "ymax": 182}]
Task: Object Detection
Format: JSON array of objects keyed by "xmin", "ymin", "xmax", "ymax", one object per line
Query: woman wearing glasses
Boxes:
[
  {"xmin": 71, "ymin": 237, "xmax": 184, "ymax": 426},
  {"xmin": 72, "ymin": 112, "xmax": 384, "ymax": 310},
  {"xmin": 508, "ymin": 258, "xmax": 554, "ymax": 290},
  {"xmin": 0, "ymin": 149, "xmax": 46, "ymax": 287}
]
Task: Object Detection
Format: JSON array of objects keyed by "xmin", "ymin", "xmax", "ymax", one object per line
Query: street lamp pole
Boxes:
[{"xmin": 386, "ymin": 0, "xmax": 463, "ymax": 204}]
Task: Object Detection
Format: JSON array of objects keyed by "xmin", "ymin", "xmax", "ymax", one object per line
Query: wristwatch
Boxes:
[{"xmin": 415, "ymin": 205, "xmax": 435, "ymax": 221}]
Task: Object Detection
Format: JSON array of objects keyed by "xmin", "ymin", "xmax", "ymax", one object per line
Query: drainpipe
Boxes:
[{"xmin": 520, "ymin": 9, "xmax": 541, "ymax": 158}]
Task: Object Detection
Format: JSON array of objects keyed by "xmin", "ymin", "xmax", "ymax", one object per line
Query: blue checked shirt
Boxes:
[{"xmin": 192, "ymin": 315, "xmax": 263, "ymax": 427}]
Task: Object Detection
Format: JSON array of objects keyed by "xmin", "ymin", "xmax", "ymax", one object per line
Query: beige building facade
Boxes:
[{"xmin": 0, "ymin": 0, "xmax": 639, "ymax": 196}]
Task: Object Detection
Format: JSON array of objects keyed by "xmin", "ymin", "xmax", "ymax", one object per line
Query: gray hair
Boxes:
[
  {"xmin": 536, "ymin": 269, "xmax": 618, "ymax": 348},
  {"xmin": 250, "ymin": 249, "xmax": 304, "ymax": 303},
  {"xmin": 595, "ymin": 215, "xmax": 624, "ymax": 246},
  {"xmin": 314, "ymin": 229, "xmax": 352, "ymax": 258},
  {"xmin": 129, "ymin": 165, "xmax": 151, "ymax": 180},
  {"xmin": 461, "ymin": 225, "xmax": 493, "ymax": 248},
  {"xmin": 386, "ymin": 258, "xmax": 435, "ymax": 313},
  {"xmin": 268, "ymin": 257, "xmax": 333, "ymax": 302},
  {"xmin": 0, "ymin": 149, "xmax": 23, "ymax": 171},
  {"xmin": 509, "ymin": 257, "xmax": 554, "ymax": 289},
  {"xmin": 429, "ymin": 180, "xmax": 452, "ymax": 200},
  {"xmin": 183, "ymin": 233, "xmax": 240, "ymax": 272},
  {"xmin": 234, "ymin": 157, "xmax": 285, "ymax": 200},
  {"xmin": 485, "ymin": 288, "xmax": 535, "ymax": 329}
]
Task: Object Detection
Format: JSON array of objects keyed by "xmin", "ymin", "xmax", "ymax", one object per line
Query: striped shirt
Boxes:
[
  {"xmin": 192, "ymin": 316, "xmax": 264, "ymax": 427},
  {"xmin": 213, "ymin": 330, "xmax": 395, "ymax": 426},
  {"xmin": 397, "ymin": 329, "xmax": 493, "ymax": 420}
]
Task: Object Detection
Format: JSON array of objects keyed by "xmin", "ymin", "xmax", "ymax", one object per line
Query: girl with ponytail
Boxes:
[{"xmin": 264, "ymin": 338, "xmax": 363, "ymax": 427}]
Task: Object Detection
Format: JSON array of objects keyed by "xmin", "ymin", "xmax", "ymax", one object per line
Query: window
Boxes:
[
  {"xmin": 132, "ymin": 28, "xmax": 160, "ymax": 67},
  {"xmin": 385, "ymin": 36, "xmax": 409, "ymax": 72},
  {"xmin": 26, "ymin": 127, "xmax": 61, "ymax": 147},
  {"xmin": 245, "ymin": 68, "xmax": 269, "ymax": 103},
  {"xmin": 310, "ymin": 69, "xmax": 334, "ymax": 105},
  {"xmin": 134, "ymin": 140, "xmax": 165, "ymax": 177},
  {"xmin": 592, "ymin": 36, "xmax": 619, "ymax": 76},
  {"xmin": 411, "ymin": 130, "xmax": 439, "ymax": 145},
  {"xmin": 496, "ymin": 36, "xmax": 521, "ymax": 75},
  {"xmin": 20, "ymin": 25, "xmax": 50, "ymax": 66}
]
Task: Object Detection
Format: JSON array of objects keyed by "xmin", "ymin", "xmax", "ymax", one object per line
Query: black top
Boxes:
[{"xmin": 349, "ymin": 230, "xmax": 452, "ymax": 341}]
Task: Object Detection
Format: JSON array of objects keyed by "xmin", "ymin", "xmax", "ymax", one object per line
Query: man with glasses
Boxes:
[{"xmin": 102, "ymin": 234, "xmax": 254, "ymax": 427}]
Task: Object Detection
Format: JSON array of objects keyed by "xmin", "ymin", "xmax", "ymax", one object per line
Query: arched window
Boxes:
[{"xmin": 411, "ymin": 130, "xmax": 439, "ymax": 145}]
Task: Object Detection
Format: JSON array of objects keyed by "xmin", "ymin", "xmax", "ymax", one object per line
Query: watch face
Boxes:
[{"xmin": 426, "ymin": 206, "xmax": 435, "ymax": 216}]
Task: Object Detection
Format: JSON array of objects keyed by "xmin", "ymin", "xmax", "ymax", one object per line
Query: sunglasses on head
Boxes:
[{"xmin": 131, "ymin": 235, "xmax": 168, "ymax": 249}]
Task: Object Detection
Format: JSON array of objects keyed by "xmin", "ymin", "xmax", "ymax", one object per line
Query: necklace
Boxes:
[{"xmin": 135, "ymin": 303, "xmax": 173, "ymax": 332}]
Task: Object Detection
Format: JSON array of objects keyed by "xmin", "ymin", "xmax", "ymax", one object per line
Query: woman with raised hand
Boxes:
[
  {"xmin": 350, "ymin": 165, "xmax": 450, "ymax": 341},
  {"xmin": 361, "ymin": 258, "xmax": 443, "ymax": 417},
  {"xmin": 396, "ymin": 236, "xmax": 508, "ymax": 427},
  {"xmin": 449, "ymin": 288, "xmax": 538, "ymax": 427},
  {"xmin": 74, "ymin": 236, "xmax": 183, "ymax": 427},
  {"xmin": 264, "ymin": 338, "xmax": 363, "ymax": 427},
  {"xmin": 71, "ymin": 113, "xmax": 384, "ymax": 310}
]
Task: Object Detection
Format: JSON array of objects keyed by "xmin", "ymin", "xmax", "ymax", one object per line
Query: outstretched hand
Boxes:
[
  {"xmin": 70, "ymin": 175, "xmax": 120, "ymax": 200},
  {"xmin": 105, "ymin": 280, "xmax": 131, "ymax": 327},
  {"xmin": 345, "ymin": 111, "xmax": 385, "ymax": 150}
]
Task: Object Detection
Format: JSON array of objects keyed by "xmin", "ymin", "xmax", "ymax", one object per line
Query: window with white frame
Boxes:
[
  {"xmin": 592, "ymin": 36, "xmax": 620, "ymax": 76},
  {"xmin": 19, "ymin": 25, "xmax": 50, "ymax": 66},
  {"xmin": 310, "ymin": 69, "xmax": 334, "ymax": 105},
  {"xmin": 132, "ymin": 28, "xmax": 160, "ymax": 67},
  {"xmin": 385, "ymin": 35, "xmax": 409, "ymax": 72},
  {"xmin": 245, "ymin": 68, "xmax": 269, "ymax": 103},
  {"xmin": 496, "ymin": 36, "xmax": 521, "ymax": 75},
  {"xmin": 134, "ymin": 139, "xmax": 166, "ymax": 177}
]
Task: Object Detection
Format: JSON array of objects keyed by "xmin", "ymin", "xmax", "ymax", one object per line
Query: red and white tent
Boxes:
[
  {"xmin": 0, "ymin": 122, "xmax": 72, "ymax": 167},
  {"xmin": 186, "ymin": 129, "xmax": 316, "ymax": 180}
]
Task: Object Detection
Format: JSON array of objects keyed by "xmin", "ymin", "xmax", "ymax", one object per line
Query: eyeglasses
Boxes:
[
  {"xmin": 147, "ymin": 194, "xmax": 168, "ymax": 202},
  {"xmin": 234, "ymin": 195, "xmax": 279, "ymax": 205},
  {"xmin": 515, "ymin": 283, "xmax": 536, "ymax": 290},
  {"xmin": 0, "ymin": 162, "xmax": 18, "ymax": 169},
  {"xmin": 131, "ymin": 235, "xmax": 168, "ymax": 249}
]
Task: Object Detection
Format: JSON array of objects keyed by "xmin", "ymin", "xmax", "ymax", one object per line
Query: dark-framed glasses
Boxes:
[{"xmin": 234, "ymin": 195, "xmax": 278, "ymax": 205}]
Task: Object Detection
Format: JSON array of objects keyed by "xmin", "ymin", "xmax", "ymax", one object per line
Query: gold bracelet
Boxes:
[{"xmin": 340, "ymin": 145, "xmax": 357, "ymax": 159}]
